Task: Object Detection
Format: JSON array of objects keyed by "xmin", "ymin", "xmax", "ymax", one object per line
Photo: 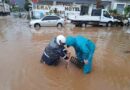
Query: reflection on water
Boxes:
[{"xmin": 0, "ymin": 16, "xmax": 130, "ymax": 90}]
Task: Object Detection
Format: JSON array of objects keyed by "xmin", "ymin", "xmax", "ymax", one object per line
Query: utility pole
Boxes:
[{"xmin": 2, "ymin": 0, "xmax": 5, "ymax": 15}]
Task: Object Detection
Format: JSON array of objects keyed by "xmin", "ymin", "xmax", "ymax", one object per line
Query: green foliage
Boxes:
[
  {"xmin": 49, "ymin": 10, "xmax": 53, "ymax": 15},
  {"xmin": 54, "ymin": 8, "xmax": 58, "ymax": 14},
  {"xmin": 11, "ymin": 7, "xmax": 19, "ymax": 12},
  {"xmin": 2, "ymin": 0, "xmax": 10, "ymax": 4},
  {"xmin": 109, "ymin": 9, "xmax": 117, "ymax": 15},
  {"xmin": 96, "ymin": 0, "xmax": 101, "ymax": 9},
  {"xmin": 24, "ymin": 0, "xmax": 31, "ymax": 11},
  {"xmin": 124, "ymin": 6, "xmax": 130, "ymax": 17}
]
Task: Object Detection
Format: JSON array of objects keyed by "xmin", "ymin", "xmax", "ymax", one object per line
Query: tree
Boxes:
[
  {"xmin": 24, "ymin": 0, "xmax": 31, "ymax": 11},
  {"xmin": 2, "ymin": 0, "xmax": 10, "ymax": 4},
  {"xmin": 109, "ymin": 9, "xmax": 118, "ymax": 15},
  {"xmin": 54, "ymin": 8, "xmax": 58, "ymax": 14},
  {"xmin": 24, "ymin": 0, "xmax": 32, "ymax": 19},
  {"xmin": 96, "ymin": 0, "xmax": 101, "ymax": 9},
  {"xmin": 124, "ymin": 6, "xmax": 130, "ymax": 17}
]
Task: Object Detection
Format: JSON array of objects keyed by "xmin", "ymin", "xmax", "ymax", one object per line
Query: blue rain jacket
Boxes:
[{"xmin": 66, "ymin": 35, "xmax": 96, "ymax": 74}]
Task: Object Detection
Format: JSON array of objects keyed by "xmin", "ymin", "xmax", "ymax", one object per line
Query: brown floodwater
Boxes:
[{"xmin": 0, "ymin": 16, "xmax": 130, "ymax": 90}]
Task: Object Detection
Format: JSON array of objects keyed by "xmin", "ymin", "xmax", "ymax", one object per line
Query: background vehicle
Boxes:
[
  {"xmin": 113, "ymin": 16, "xmax": 124, "ymax": 26},
  {"xmin": 29, "ymin": 15, "xmax": 64, "ymax": 29},
  {"xmin": 113, "ymin": 15, "xmax": 129, "ymax": 26},
  {"xmin": 128, "ymin": 18, "xmax": 130, "ymax": 24},
  {"xmin": 123, "ymin": 17, "xmax": 129, "ymax": 26},
  {"xmin": 0, "ymin": 2, "xmax": 10, "ymax": 16},
  {"xmin": 69, "ymin": 9, "xmax": 115, "ymax": 27},
  {"xmin": 31, "ymin": 10, "xmax": 44, "ymax": 19}
]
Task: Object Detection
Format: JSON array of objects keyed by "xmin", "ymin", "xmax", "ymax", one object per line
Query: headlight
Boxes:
[{"xmin": 29, "ymin": 21, "xmax": 34, "ymax": 25}]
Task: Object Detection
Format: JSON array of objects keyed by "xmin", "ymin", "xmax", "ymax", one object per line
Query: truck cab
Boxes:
[{"xmin": 92, "ymin": 9, "xmax": 114, "ymax": 26}]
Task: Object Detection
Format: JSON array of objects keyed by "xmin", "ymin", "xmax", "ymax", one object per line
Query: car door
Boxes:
[
  {"xmin": 41, "ymin": 16, "xmax": 52, "ymax": 26},
  {"xmin": 49, "ymin": 16, "xmax": 60, "ymax": 26},
  {"xmin": 100, "ymin": 10, "xmax": 112, "ymax": 23}
]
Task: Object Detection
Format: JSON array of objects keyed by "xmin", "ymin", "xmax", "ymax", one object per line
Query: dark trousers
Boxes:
[{"xmin": 41, "ymin": 54, "xmax": 59, "ymax": 66}]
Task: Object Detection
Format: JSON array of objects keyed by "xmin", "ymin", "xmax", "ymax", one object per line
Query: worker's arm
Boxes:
[
  {"xmin": 81, "ymin": 44, "xmax": 89, "ymax": 65},
  {"xmin": 87, "ymin": 42, "xmax": 96, "ymax": 63},
  {"xmin": 58, "ymin": 46, "xmax": 69, "ymax": 60}
]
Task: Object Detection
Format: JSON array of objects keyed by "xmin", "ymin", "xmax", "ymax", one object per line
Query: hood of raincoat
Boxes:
[{"xmin": 66, "ymin": 36, "xmax": 75, "ymax": 47}]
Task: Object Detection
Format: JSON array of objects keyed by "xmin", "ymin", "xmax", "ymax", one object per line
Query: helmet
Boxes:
[{"xmin": 56, "ymin": 35, "xmax": 66, "ymax": 45}]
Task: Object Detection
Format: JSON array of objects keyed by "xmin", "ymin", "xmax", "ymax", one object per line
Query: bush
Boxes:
[
  {"xmin": 109, "ymin": 9, "xmax": 117, "ymax": 15},
  {"xmin": 124, "ymin": 6, "xmax": 130, "ymax": 17}
]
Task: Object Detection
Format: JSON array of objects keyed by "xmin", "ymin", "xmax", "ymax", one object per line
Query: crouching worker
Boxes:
[
  {"xmin": 66, "ymin": 35, "xmax": 96, "ymax": 74},
  {"xmin": 41, "ymin": 35, "xmax": 69, "ymax": 66}
]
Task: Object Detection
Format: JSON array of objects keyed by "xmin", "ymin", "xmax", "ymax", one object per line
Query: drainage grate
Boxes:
[{"xmin": 124, "ymin": 51, "xmax": 130, "ymax": 53}]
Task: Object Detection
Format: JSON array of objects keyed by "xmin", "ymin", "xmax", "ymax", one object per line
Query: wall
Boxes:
[{"xmin": 111, "ymin": 0, "xmax": 130, "ymax": 14}]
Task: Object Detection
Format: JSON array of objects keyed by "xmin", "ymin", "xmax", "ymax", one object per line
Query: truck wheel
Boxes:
[
  {"xmin": 75, "ymin": 24, "xmax": 81, "ymax": 27},
  {"xmin": 75, "ymin": 24, "xmax": 79, "ymax": 27},
  {"xmin": 106, "ymin": 22, "xmax": 112, "ymax": 27},
  {"xmin": 82, "ymin": 23, "xmax": 86, "ymax": 27},
  {"xmin": 34, "ymin": 23, "xmax": 41, "ymax": 30},
  {"xmin": 120, "ymin": 22, "xmax": 124, "ymax": 26}
]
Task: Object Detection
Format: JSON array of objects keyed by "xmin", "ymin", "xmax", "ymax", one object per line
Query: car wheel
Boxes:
[
  {"xmin": 57, "ymin": 23, "xmax": 62, "ymax": 28},
  {"xmin": 106, "ymin": 22, "xmax": 112, "ymax": 27},
  {"xmin": 34, "ymin": 23, "xmax": 40, "ymax": 30}
]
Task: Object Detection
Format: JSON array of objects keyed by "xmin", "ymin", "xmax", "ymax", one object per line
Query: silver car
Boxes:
[
  {"xmin": 29, "ymin": 15, "xmax": 65, "ymax": 29},
  {"xmin": 128, "ymin": 18, "xmax": 130, "ymax": 24}
]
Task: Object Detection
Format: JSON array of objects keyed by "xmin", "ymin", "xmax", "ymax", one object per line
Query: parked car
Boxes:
[
  {"xmin": 127, "ymin": 17, "xmax": 130, "ymax": 24},
  {"xmin": 29, "ymin": 15, "xmax": 65, "ymax": 29}
]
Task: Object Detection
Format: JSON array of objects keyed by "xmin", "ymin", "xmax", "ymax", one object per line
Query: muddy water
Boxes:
[{"xmin": 0, "ymin": 16, "xmax": 130, "ymax": 90}]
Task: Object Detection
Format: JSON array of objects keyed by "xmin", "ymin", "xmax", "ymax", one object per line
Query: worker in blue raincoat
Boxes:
[{"xmin": 66, "ymin": 35, "xmax": 96, "ymax": 74}]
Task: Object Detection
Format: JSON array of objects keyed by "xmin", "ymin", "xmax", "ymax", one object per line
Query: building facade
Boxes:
[
  {"xmin": 31, "ymin": 0, "xmax": 98, "ymax": 17},
  {"xmin": 30, "ymin": 0, "xmax": 130, "ymax": 19},
  {"xmin": 110, "ymin": 0, "xmax": 130, "ymax": 14}
]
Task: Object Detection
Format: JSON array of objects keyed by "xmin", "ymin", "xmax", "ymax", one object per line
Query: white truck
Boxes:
[
  {"xmin": 0, "ymin": 2, "xmax": 10, "ymax": 16},
  {"xmin": 69, "ymin": 9, "xmax": 115, "ymax": 27}
]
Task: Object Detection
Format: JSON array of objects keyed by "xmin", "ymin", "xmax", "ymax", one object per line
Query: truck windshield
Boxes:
[{"xmin": 103, "ymin": 11, "xmax": 111, "ymax": 18}]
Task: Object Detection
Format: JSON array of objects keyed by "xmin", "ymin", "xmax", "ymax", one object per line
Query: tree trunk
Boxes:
[{"xmin": 96, "ymin": 0, "xmax": 101, "ymax": 9}]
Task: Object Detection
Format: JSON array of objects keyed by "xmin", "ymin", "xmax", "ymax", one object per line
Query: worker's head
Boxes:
[{"xmin": 56, "ymin": 35, "xmax": 66, "ymax": 46}]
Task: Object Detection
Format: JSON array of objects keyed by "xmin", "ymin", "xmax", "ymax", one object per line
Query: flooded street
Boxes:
[{"xmin": 0, "ymin": 16, "xmax": 130, "ymax": 90}]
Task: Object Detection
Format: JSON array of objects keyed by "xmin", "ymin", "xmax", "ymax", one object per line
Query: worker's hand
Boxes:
[
  {"xmin": 65, "ymin": 59, "xmax": 70, "ymax": 69},
  {"xmin": 84, "ymin": 60, "xmax": 88, "ymax": 65},
  {"xmin": 67, "ymin": 52, "xmax": 71, "ymax": 58},
  {"xmin": 67, "ymin": 51, "xmax": 70, "ymax": 54},
  {"xmin": 66, "ymin": 59, "xmax": 70, "ymax": 63}
]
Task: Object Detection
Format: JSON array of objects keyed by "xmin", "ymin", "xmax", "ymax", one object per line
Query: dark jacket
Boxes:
[{"xmin": 42, "ymin": 38, "xmax": 67, "ymax": 65}]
